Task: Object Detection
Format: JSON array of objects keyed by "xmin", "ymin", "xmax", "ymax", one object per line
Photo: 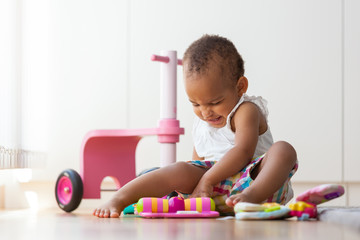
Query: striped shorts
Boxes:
[{"xmin": 181, "ymin": 154, "xmax": 298, "ymax": 213}]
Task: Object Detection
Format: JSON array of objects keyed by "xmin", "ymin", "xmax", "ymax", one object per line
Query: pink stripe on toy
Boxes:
[
  {"xmin": 202, "ymin": 198, "xmax": 210, "ymax": 211},
  {"xmin": 157, "ymin": 199, "xmax": 163, "ymax": 213},
  {"xmin": 185, "ymin": 198, "xmax": 195, "ymax": 211},
  {"xmin": 142, "ymin": 198, "xmax": 153, "ymax": 212}
]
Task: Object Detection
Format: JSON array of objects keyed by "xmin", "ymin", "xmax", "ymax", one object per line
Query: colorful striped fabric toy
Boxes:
[{"xmin": 136, "ymin": 197, "xmax": 219, "ymax": 218}]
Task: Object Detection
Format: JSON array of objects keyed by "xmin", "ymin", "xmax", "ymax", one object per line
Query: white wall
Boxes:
[
  {"xmin": 43, "ymin": 0, "xmax": 130, "ymax": 179},
  {"xmin": 129, "ymin": 0, "xmax": 343, "ymax": 183},
  {"xmin": 25, "ymin": 0, "xmax": 358, "ymax": 192}
]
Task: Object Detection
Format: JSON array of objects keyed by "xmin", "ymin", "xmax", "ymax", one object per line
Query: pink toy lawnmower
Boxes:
[{"xmin": 55, "ymin": 51, "xmax": 184, "ymax": 212}]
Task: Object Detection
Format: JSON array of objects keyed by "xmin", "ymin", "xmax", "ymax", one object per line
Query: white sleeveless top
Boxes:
[{"xmin": 192, "ymin": 94, "xmax": 274, "ymax": 161}]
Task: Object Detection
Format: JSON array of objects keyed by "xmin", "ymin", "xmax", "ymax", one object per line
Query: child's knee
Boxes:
[
  {"xmin": 167, "ymin": 162, "xmax": 199, "ymax": 177},
  {"xmin": 170, "ymin": 161, "xmax": 191, "ymax": 171},
  {"xmin": 271, "ymin": 141, "xmax": 297, "ymax": 166}
]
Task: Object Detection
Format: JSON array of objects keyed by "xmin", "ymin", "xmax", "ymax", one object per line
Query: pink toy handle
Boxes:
[
  {"xmin": 151, "ymin": 54, "xmax": 182, "ymax": 65},
  {"xmin": 151, "ymin": 51, "xmax": 183, "ymax": 167}
]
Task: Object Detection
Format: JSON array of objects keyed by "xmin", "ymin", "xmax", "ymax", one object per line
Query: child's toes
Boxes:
[
  {"xmin": 225, "ymin": 196, "xmax": 236, "ymax": 207},
  {"xmin": 98, "ymin": 209, "xmax": 108, "ymax": 218},
  {"xmin": 93, "ymin": 208, "xmax": 101, "ymax": 217},
  {"xmin": 110, "ymin": 210, "xmax": 120, "ymax": 218},
  {"xmin": 102, "ymin": 209, "xmax": 111, "ymax": 218},
  {"xmin": 97, "ymin": 208, "xmax": 120, "ymax": 218}
]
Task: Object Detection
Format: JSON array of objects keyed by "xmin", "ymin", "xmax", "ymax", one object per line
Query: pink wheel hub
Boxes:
[{"xmin": 57, "ymin": 176, "xmax": 73, "ymax": 205}]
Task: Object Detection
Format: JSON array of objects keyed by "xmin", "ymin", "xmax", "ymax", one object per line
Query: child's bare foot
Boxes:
[
  {"xmin": 93, "ymin": 198, "xmax": 125, "ymax": 218},
  {"xmin": 225, "ymin": 191, "xmax": 261, "ymax": 207}
]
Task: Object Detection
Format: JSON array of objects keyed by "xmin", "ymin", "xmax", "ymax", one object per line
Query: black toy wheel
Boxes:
[{"xmin": 55, "ymin": 169, "xmax": 83, "ymax": 212}]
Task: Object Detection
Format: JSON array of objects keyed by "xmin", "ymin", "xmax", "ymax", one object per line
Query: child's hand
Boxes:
[{"xmin": 189, "ymin": 179, "xmax": 213, "ymax": 198}]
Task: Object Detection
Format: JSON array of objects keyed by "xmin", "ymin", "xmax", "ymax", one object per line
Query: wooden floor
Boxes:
[{"xmin": 0, "ymin": 208, "xmax": 359, "ymax": 240}]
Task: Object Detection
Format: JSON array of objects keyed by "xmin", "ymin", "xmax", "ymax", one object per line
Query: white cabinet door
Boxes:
[{"xmin": 344, "ymin": 0, "xmax": 360, "ymax": 182}]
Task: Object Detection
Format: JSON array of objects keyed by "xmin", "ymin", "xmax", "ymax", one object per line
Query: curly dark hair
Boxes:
[{"xmin": 183, "ymin": 34, "xmax": 244, "ymax": 84}]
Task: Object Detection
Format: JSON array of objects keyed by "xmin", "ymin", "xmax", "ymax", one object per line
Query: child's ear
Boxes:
[{"xmin": 236, "ymin": 76, "xmax": 248, "ymax": 96}]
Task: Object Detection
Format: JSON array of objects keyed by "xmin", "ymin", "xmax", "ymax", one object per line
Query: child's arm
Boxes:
[{"xmin": 190, "ymin": 102, "xmax": 262, "ymax": 198}]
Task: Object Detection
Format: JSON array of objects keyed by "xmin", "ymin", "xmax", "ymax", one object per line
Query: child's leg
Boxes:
[
  {"xmin": 93, "ymin": 162, "xmax": 207, "ymax": 218},
  {"xmin": 226, "ymin": 141, "xmax": 297, "ymax": 207}
]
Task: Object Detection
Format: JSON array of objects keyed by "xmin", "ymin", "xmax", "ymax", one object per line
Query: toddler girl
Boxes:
[{"xmin": 93, "ymin": 34, "xmax": 298, "ymax": 218}]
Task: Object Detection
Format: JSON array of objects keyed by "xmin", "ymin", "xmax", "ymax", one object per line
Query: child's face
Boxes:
[{"xmin": 184, "ymin": 66, "xmax": 245, "ymax": 128}]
